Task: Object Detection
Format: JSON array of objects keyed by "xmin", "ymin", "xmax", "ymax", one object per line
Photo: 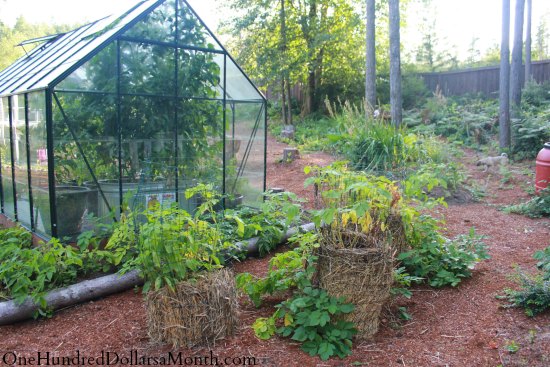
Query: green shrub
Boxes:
[
  {"xmin": 522, "ymin": 81, "xmax": 550, "ymax": 108},
  {"xmin": 274, "ymin": 287, "xmax": 357, "ymax": 361},
  {"xmin": 534, "ymin": 246, "xmax": 550, "ymax": 276},
  {"xmin": 402, "ymin": 74, "xmax": 430, "ymax": 109},
  {"xmin": 399, "ymin": 222, "xmax": 489, "ymax": 287},
  {"xmin": 0, "ymin": 234, "xmax": 83, "ymax": 313},
  {"xmin": 501, "ymin": 246, "xmax": 550, "ymax": 316},
  {"xmin": 347, "ymin": 122, "xmax": 407, "ymax": 171},
  {"xmin": 238, "ymin": 232, "xmax": 357, "ymax": 361},
  {"xmin": 512, "ymin": 111, "xmax": 550, "ymax": 160},
  {"xmin": 504, "ymin": 188, "xmax": 550, "ymax": 218},
  {"xmin": 120, "ymin": 184, "xmax": 234, "ymax": 293},
  {"xmin": 403, "ymin": 162, "xmax": 466, "ymax": 201},
  {"xmin": 223, "ymin": 191, "xmax": 303, "ymax": 256}
]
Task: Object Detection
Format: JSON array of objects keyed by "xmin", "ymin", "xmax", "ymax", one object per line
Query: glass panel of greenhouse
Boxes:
[{"xmin": 0, "ymin": 0, "xmax": 266, "ymax": 239}]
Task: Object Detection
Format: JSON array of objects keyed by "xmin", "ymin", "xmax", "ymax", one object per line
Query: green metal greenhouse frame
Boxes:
[{"xmin": 0, "ymin": 0, "xmax": 267, "ymax": 239}]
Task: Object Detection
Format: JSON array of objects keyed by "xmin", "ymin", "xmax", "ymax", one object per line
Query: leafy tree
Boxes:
[
  {"xmin": 534, "ymin": 17, "xmax": 549, "ymax": 59},
  {"xmin": 413, "ymin": 4, "xmax": 458, "ymax": 72},
  {"xmin": 223, "ymin": 0, "xmax": 364, "ymax": 115},
  {"xmin": 0, "ymin": 16, "xmax": 76, "ymax": 71},
  {"xmin": 465, "ymin": 37, "xmax": 481, "ymax": 67}
]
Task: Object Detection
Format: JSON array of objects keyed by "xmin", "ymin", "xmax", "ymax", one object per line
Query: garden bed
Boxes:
[{"xmin": 0, "ymin": 136, "xmax": 549, "ymax": 366}]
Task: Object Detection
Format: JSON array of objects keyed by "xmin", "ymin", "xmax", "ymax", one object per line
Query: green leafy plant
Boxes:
[
  {"xmin": 504, "ymin": 188, "xmax": 550, "ymax": 218},
  {"xmin": 534, "ymin": 246, "xmax": 550, "ymax": 277},
  {"xmin": 398, "ymin": 226, "xmax": 489, "ymax": 287},
  {"xmin": 398, "ymin": 306, "xmax": 412, "ymax": 321},
  {"xmin": 0, "ymin": 224, "xmax": 131, "ymax": 316},
  {"xmin": 505, "ymin": 340, "xmax": 520, "ymax": 354},
  {"xmin": 275, "ymin": 286, "xmax": 357, "ymax": 361},
  {"xmin": 135, "ymin": 184, "xmax": 231, "ymax": 293},
  {"xmin": 392, "ymin": 267, "xmax": 423, "ymax": 299},
  {"xmin": 0, "ymin": 233, "xmax": 83, "ymax": 314},
  {"xmin": 224, "ymin": 191, "xmax": 303, "ymax": 256},
  {"xmin": 252, "ymin": 317, "xmax": 277, "ymax": 340},
  {"xmin": 239, "ymin": 231, "xmax": 357, "ymax": 361},
  {"xmin": 0, "ymin": 226, "xmax": 33, "ymax": 248},
  {"xmin": 236, "ymin": 232, "xmax": 319, "ymax": 307},
  {"xmin": 413, "ymin": 95, "xmax": 499, "ymax": 148},
  {"xmin": 501, "ymin": 246, "xmax": 550, "ymax": 317}
]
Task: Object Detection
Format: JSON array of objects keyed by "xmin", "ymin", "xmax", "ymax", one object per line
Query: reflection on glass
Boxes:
[
  {"xmin": 176, "ymin": 98, "xmax": 223, "ymax": 191},
  {"xmin": 123, "ymin": 0, "xmax": 176, "ymax": 44},
  {"xmin": 28, "ymin": 92, "xmax": 50, "ymax": 236},
  {"xmin": 226, "ymin": 102, "xmax": 265, "ymax": 206},
  {"xmin": 52, "ymin": 92, "xmax": 117, "ymax": 230},
  {"xmin": 0, "ymin": 97, "xmax": 14, "ymax": 218},
  {"xmin": 13, "ymin": 95, "xmax": 31, "ymax": 227},
  {"xmin": 120, "ymin": 96, "xmax": 175, "ymax": 214},
  {"xmin": 177, "ymin": 50, "xmax": 222, "ymax": 98},
  {"xmin": 120, "ymin": 42, "xmax": 176, "ymax": 96},
  {"xmin": 177, "ymin": 0, "xmax": 222, "ymax": 50},
  {"xmin": 56, "ymin": 44, "xmax": 117, "ymax": 93},
  {"xmin": 225, "ymin": 57, "xmax": 263, "ymax": 101}
]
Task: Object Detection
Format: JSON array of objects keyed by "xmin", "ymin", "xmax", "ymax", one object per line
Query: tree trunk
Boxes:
[
  {"xmin": 524, "ymin": 0, "xmax": 532, "ymax": 84},
  {"xmin": 365, "ymin": 0, "xmax": 376, "ymax": 113},
  {"xmin": 389, "ymin": 0, "xmax": 402, "ymax": 127},
  {"xmin": 281, "ymin": 79, "xmax": 288, "ymax": 125},
  {"xmin": 314, "ymin": 46, "xmax": 324, "ymax": 110},
  {"xmin": 285, "ymin": 77, "xmax": 293, "ymax": 125},
  {"xmin": 499, "ymin": 0, "xmax": 511, "ymax": 150},
  {"xmin": 0, "ymin": 270, "xmax": 143, "ymax": 325},
  {"xmin": 280, "ymin": 0, "xmax": 290, "ymax": 125},
  {"xmin": 510, "ymin": 0, "xmax": 525, "ymax": 109}
]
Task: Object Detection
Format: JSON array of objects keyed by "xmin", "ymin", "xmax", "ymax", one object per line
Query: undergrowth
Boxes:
[
  {"xmin": 237, "ymin": 232, "xmax": 358, "ymax": 361},
  {"xmin": 503, "ymin": 188, "xmax": 550, "ymax": 218},
  {"xmin": 0, "ymin": 226, "xmax": 114, "ymax": 316},
  {"xmin": 501, "ymin": 246, "xmax": 550, "ymax": 316}
]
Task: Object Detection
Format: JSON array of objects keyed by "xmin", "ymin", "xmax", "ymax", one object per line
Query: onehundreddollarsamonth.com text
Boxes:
[{"xmin": 0, "ymin": 350, "xmax": 258, "ymax": 366}]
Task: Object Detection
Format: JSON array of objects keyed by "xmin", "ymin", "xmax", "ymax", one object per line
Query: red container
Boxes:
[{"xmin": 535, "ymin": 142, "xmax": 550, "ymax": 193}]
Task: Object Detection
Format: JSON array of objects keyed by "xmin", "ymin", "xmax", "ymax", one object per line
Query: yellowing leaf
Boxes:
[
  {"xmin": 341, "ymin": 213, "xmax": 349, "ymax": 227},
  {"xmin": 359, "ymin": 212, "xmax": 373, "ymax": 233},
  {"xmin": 284, "ymin": 313, "xmax": 294, "ymax": 326}
]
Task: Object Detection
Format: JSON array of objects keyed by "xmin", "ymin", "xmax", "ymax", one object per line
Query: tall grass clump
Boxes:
[{"xmin": 323, "ymin": 98, "xmax": 449, "ymax": 175}]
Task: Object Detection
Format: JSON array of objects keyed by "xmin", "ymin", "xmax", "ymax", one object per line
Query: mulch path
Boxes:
[{"xmin": 1, "ymin": 137, "xmax": 549, "ymax": 367}]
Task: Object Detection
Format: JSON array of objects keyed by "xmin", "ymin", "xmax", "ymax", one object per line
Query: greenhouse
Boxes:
[{"xmin": 0, "ymin": 0, "xmax": 267, "ymax": 239}]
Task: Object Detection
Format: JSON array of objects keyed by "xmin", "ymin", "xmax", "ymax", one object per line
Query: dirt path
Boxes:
[{"xmin": 0, "ymin": 137, "xmax": 549, "ymax": 367}]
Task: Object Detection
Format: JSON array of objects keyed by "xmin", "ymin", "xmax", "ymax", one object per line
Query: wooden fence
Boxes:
[{"xmin": 420, "ymin": 59, "xmax": 550, "ymax": 97}]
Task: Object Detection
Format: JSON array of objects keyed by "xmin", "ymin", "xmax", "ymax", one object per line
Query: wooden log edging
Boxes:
[
  {"xmin": 0, "ymin": 270, "xmax": 143, "ymax": 325},
  {"xmin": 0, "ymin": 222, "xmax": 316, "ymax": 325}
]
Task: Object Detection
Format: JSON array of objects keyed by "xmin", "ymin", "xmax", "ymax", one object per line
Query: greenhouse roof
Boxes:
[
  {"xmin": 0, "ymin": 1, "xmax": 161, "ymax": 97},
  {"xmin": 0, "ymin": 0, "xmax": 253, "ymax": 99}
]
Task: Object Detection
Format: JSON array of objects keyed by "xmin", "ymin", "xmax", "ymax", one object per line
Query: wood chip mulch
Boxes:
[{"xmin": 1, "ymin": 137, "xmax": 549, "ymax": 367}]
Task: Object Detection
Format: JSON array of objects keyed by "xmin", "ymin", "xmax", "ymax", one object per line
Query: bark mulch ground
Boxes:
[{"xmin": 0, "ymin": 137, "xmax": 549, "ymax": 367}]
